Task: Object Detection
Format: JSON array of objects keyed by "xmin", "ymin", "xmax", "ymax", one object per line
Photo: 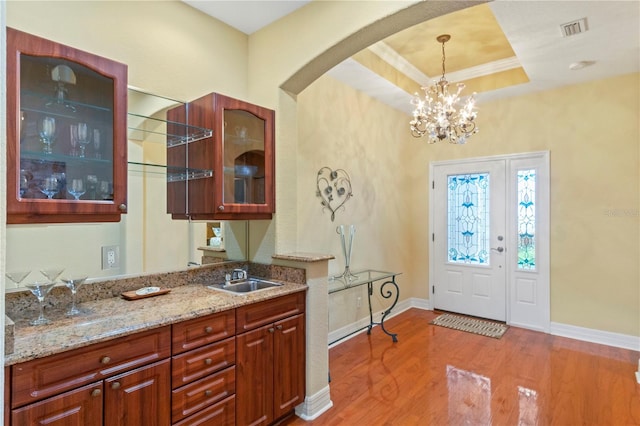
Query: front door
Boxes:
[
  {"xmin": 431, "ymin": 153, "xmax": 550, "ymax": 330},
  {"xmin": 433, "ymin": 160, "xmax": 507, "ymax": 321}
]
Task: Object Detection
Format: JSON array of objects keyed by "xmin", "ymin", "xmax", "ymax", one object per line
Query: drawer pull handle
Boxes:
[
  {"xmin": 204, "ymin": 358, "xmax": 213, "ymax": 365},
  {"xmin": 269, "ymin": 327, "xmax": 275, "ymax": 333},
  {"xmin": 205, "ymin": 326, "xmax": 213, "ymax": 334},
  {"xmin": 101, "ymin": 356, "xmax": 111, "ymax": 364},
  {"xmin": 276, "ymin": 325, "xmax": 283, "ymax": 330},
  {"xmin": 111, "ymin": 382, "xmax": 121, "ymax": 390},
  {"xmin": 91, "ymin": 389, "xmax": 101, "ymax": 397},
  {"xmin": 205, "ymin": 390, "xmax": 213, "ymax": 397}
]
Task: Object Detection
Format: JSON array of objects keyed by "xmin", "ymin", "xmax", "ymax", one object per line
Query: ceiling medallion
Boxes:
[{"xmin": 410, "ymin": 34, "xmax": 478, "ymax": 144}]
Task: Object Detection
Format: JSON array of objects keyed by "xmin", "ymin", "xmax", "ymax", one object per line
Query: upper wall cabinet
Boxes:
[
  {"xmin": 167, "ymin": 93, "xmax": 275, "ymax": 220},
  {"xmin": 6, "ymin": 28, "xmax": 128, "ymax": 224}
]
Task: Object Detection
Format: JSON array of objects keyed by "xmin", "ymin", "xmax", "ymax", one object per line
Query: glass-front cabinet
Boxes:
[
  {"xmin": 167, "ymin": 93, "xmax": 275, "ymax": 220},
  {"xmin": 6, "ymin": 28, "xmax": 127, "ymax": 224}
]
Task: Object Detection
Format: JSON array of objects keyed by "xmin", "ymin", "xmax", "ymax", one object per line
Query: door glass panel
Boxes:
[
  {"xmin": 222, "ymin": 109, "xmax": 265, "ymax": 204},
  {"xmin": 447, "ymin": 173, "xmax": 490, "ymax": 264},
  {"xmin": 517, "ymin": 169, "xmax": 536, "ymax": 270},
  {"xmin": 19, "ymin": 54, "xmax": 115, "ymax": 202}
]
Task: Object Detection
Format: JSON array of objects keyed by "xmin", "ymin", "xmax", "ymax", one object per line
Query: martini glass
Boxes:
[
  {"xmin": 61, "ymin": 275, "xmax": 88, "ymax": 316},
  {"xmin": 25, "ymin": 280, "xmax": 56, "ymax": 325},
  {"xmin": 40, "ymin": 268, "xmax": 64, "ymax": 283},
  {"xmin": 5, "ymin": 271, "xmax": 31, "ymax": 288}
]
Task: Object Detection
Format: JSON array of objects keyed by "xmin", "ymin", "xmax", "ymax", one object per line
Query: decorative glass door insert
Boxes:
[
  {"xmin": 517, "ymin": 169, "xmax": 536, "ymax": 270},
  {"xmin": 447, "ymin": 173, "xmax": 490, "ymax": 265}
]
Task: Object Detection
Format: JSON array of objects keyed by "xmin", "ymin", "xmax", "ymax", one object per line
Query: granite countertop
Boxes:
[{"xmin": 5, "ymin": 280, "xmax": 307, "ymax": 366}]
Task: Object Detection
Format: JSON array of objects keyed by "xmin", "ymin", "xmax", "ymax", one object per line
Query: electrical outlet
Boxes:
[
  {"xmin": 356, "ymin": 296, "xmax": 362, "ymax": 308},
  {"xmin": 102, "ymin": 245, "xmax": 120, "ymax": 269}
]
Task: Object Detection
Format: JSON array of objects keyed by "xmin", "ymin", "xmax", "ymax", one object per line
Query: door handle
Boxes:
[{"xmin": 491, "ymin": 247, "xmax": 504, "ymax": 253}]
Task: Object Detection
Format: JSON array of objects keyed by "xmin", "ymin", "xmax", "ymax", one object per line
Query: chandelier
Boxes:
[{"xmin": 410, "ymin": 34, "xmax": 478, "ymax": 144}]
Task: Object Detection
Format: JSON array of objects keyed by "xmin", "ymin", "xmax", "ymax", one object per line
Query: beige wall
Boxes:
[
  {"xmin": 2, "ymin": 0, "xmax": 637, "ymax": 338},
  {"xmin": 297, "ymin": 72, "xmax": 640, "ymax": 337},
  {"xmin": 4, "ymin": 1, "xmax": 250, "ymax": 282}
]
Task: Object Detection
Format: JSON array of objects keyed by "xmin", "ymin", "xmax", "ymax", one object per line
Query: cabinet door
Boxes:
[
  {"xmin": 215, "ymin": 94, "xmax": 275, "ymax": 217},
  {"xmin": 11, "ymin": 382, "xmax": 103, "ymax": 426},
  {"xmin": 104, "ymin": 359, "xmax": 171, "ymax": 426},
  {"xmin": 236, "ymin": 324, "xmax": 274, "ymax": 426},
  {"xmin": 168, "ymin": 92, "xmax": 275, "ymax": 220},
  {"xmin": 6, "ymin": 27, "xmax": 127, "ymax": 224},
  {"xmin": 273, "ymin": 314, "xmax": 306, "ymax": 419}
]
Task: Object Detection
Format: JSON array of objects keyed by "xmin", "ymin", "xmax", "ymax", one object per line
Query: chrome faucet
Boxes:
[{"xmin": 231, "ymin": 268, "xmax": 247, "ymax": 280}]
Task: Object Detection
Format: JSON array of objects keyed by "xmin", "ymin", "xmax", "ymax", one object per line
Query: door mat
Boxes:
[{"xmin": 430, "ymin": 313, "xmax": 508, "ymax": 339}]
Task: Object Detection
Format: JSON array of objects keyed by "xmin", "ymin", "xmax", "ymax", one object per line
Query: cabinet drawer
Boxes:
[
  {"xmin": 12, "ymin": 326, "xmax": 171, "ymax": 408},
  {"xmin": 172, "ymin": 337, "xmax": 235, "ymax": 388},
  {"xmin": 11, "ymin": 381, "xmax": 103, "ymax": 426},
  {"xmin": 172, "ymin": 395, "xmax": 235, "ymax": 426},
  {"xmin": 236, "ymin": 292, "xmax": 305, "ymax": 333},
  {"xmin": 171, "ymin": 366, "xmax": 235, "ymax": 423},
  {"xmin": 172, "ymin": 310, "xmax": 235, "ymax": 354}
]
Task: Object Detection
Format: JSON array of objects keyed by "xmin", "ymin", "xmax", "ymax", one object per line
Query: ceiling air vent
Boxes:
[{"xmin": 560, "ymin": 18, "xmax": 588, "ymax": 37}]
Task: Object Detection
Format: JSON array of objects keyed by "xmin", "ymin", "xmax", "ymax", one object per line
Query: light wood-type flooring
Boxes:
[{"xmin": 283, "ymin": 308, "xmax": 640, "ymax": 425}]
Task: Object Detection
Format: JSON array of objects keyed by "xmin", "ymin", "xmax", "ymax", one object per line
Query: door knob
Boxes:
[{"xmin": 491, "ymin": 247, "xmax": 505, "ymax": 253}]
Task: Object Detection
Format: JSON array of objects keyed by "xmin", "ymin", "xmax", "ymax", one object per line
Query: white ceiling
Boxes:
[{"xmin": 182, "ymin": 1, "xmax": 640, "ymax": 115}]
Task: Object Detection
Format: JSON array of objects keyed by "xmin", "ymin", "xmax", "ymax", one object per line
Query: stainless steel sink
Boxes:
[{"xmin": 207, "ymin": 278, "xmax": 283, "ymax": 295}]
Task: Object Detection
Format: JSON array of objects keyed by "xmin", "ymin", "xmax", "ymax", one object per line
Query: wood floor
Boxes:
[{"xmin": 283, "ymin": 309, "xmax": 640, "ymax": 425}]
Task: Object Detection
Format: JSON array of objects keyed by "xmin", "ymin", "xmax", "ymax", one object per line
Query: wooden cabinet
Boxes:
[
  {"xmin": 6, "ymin": 28, "xmax": 128, "ymax": 224},
  {"xmin": 167, "ymin": 93, "xmax": 275, "ymax": 220},
  {"xmin": 10, "ymin": 327, "xmax": 171, "ymax": 426},
  {"xmin": 171, "ymin": 311, "xmax": 237, "ymax": 425},
  {"xmin": 236, "ymin": 293, "xmax": 306, "ymax": 425},
  {"xmin": 104, "ymin": 360, "xmax": 171, "ymax": 426},
  {"xmin": 6, "ymin": 292, "xmax": 306, "ymax": 426}
]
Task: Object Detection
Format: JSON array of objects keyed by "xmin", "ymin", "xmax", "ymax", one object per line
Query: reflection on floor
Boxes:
[{"xmin": 283, "ymin": 308, "xmax": 640, "ymax": 425}]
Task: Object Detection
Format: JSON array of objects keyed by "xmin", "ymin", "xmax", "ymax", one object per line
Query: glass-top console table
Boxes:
[{"xmin": 328, "ymin": 269, "xmax": 401, "ymax": 344}]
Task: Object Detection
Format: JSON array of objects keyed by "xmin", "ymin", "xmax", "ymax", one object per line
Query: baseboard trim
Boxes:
[
  {"xmin": 549, "ymin": 322, "xmax": 640, "ymax": 352},
  {"xmin": 295, "ymin": 385, "xmax": 333, "ymax": 421},
  {"xmin": 329, "ymin": 298, "xmax": 640, "ymax": 352}
]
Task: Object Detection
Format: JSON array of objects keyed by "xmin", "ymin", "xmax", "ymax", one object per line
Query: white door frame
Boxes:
[{"xmin": 428, "ymin": 151, "xmax": 550, "ymax": 332}]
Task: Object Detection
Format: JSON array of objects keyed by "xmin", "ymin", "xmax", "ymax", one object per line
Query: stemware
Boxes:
[
  {"xmin": 25, "ymin": 280, "xmax": 56, "ymax": 326},
  {"xmin": 39, "ymin": 116, "xmax": 56, "ymax": 154},
  {"xmin": 68, "ymin": 178, "xmax": 86, "ymax": 200},
  {"xmin": 77, "ymin": 123, "xmax": 91, "ymax": 158},
  {"xmin": 5, "ymin": 271, "xmax": 31, "ymax": 288},
  {"xmin": 98, "ymin": 180, "xmax": 112, "ymax": 200},
  {"xmin": 61, "ymin": 275, "xmax": 88, "ymax": 316},
  {"xmin": 40, "ymin": 268, "xmax": 65, "ymax": 283},
  {"xmin": 69, "ymin": 124, "xmax": 79, "ymax": 157},
  {"xmin": 86, "ymin": 175, "xmax": 98, "ymax": 199},
  {"xmin": 93, "ymin": 129, "xmax": 102, "ymax": 159},
  {"xmin": 39, "ymin": 175, "xmax": 59, "ymax": 199},
  {"xmin": 20, "ymin": 173, "xmax": 29, "ymax": 198}
]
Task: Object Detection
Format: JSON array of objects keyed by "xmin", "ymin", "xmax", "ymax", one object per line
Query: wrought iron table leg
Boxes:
[
  {"xmin": 367, "ymin": 282, "xmax": 373, "ymax": 334},
  {"xmin": 378, "ymin": 278, "xmax": 399, "ymax": 342}
]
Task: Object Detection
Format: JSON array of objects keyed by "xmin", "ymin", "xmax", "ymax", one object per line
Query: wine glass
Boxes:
[
  {"xmin": 86, "ymin": 175, "xmax": 98, "ymax": 199},
  {"xmin": 93, "ymin": 129, "xmax": 102, "ymax": 159},
  {"xmin": 5, "ymin": 271, "xmax": 31, "ymax": 288},
  {"xmin": 69, "ymin": 124, "xmax": 79, "ymax": 157},
  {"xmin": 39, "ymin": 117, "xmax": 56, "ymax": 154},
  {"xmin": 98, "ymin": 180, "xmax": 112, "ymax": 200},
  {"xmin": 19, "ymin": 172, "xmax": 29, "ymax": 198},
  {"xmin": 40, "ymin": 268, "xmax": 64, "ymax": 283},
  {"xmin": 61, "ymin": 275, "xmax": 88, "ymax": 316},
  {"xmin": 77, "ymin": 123, "xmax": 91, "ymax": 158},
  {"xmin": 25, "ymin": 280, "xmax": 56, "ymax": 326},
  {"xmin": 39, "ymin": 175, "xmax": 59, "ymax": 199},
  {"xmin": 68, "ymin": 178, "xmax": 86, "ymax": 200}
]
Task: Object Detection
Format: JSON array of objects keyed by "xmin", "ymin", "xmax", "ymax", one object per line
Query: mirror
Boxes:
[{"xmin": 5, "ymin": 88, "xmax": 248, "ymax": 290}]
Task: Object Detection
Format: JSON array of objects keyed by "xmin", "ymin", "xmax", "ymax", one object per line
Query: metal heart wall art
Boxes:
[{"xmin": 316, "ymin": 167, "xmax": 353, "ymax": 222}]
